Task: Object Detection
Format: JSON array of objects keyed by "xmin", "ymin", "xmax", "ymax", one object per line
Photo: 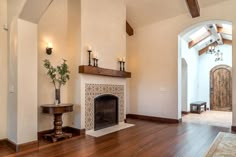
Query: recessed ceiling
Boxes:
[{"xmin": 126, "ymin": 0, "xmax": 230, "ymax": 28}]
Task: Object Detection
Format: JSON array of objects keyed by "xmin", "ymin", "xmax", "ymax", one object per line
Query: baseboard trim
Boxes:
[
  {"xmin": 231, "ymin": 126, "xmax": 236, "ymax": 132},
  {"xmin": 1, "ymin": 127, "xmax": 85, "ymax": 153},
  {"xmin": 17, "ymin": 140, "xmax": 38, "ymax": 152},
  {"xmin": 181, "ymin": 111, "xmax": 189, "ymax": 115},
  {"xmin": 0, "ymin": 138, "xmax": 7, "ymax": 142},
  {"xmin": 38, "ymin": 126, "xmax": 85, "ymax": 140},
  {"xmin": 5, "ymin": 139, "xmax": 17, "ymax": 151},
  {"xmin": 4, "ymin": 139, "xmax": 38, "ymax": 152},
  {"xmin": 126, "ymin": 114, "xmax": 182, "ymax": 123}
]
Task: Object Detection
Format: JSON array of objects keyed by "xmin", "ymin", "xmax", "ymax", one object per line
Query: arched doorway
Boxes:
[
  {"xmin": 210, "ymin": 65, "xmax": 232, "ymax": 111},
  {"xmin": 178, "ymin": 20, "xmax": 233, "ymax": 128}
]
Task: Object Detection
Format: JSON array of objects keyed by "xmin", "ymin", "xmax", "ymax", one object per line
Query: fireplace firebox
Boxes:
[{"xmin": 94, "ymin": 94, "xmax": 118, "ymax": 130}]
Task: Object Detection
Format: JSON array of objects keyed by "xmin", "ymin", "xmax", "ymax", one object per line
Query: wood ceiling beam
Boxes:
[
  {"xmin": 223, "ymin": 38, "xmax": 232, "ymax": 45},
  {"xmin": 126, "ymin": 21, "xmax": 134, "ymax": 36},
  {"xmin": 185, "ymin": 0, "xmax": 200, "ymax": 18},
  {"xmin": 188, "ymin": 31, "xmax": 211, "ymax": 48},
  {"xmin": 217, "ymin": 27, "xmax": 232, "ymax": 35},
  {"xmin": 198, "ymin": 41, "xmax": 218, "ymax": 55}
]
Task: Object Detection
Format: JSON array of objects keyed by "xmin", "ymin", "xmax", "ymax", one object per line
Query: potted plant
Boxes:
[{"xmin": 43, "ymin": 59, "xmax": 70, "ymax": 104}]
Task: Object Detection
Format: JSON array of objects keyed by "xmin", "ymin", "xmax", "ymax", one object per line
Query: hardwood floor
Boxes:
[
  {"xmin": 0, "ymin": 141, "xmax": 15, "ymax": 157},
  {"xmin": 3, "ymin": 119, "xmax": 230, "ymax": 157}
]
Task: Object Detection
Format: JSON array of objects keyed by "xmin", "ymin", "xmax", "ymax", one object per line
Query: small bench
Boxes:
[{"xmin": 190, "ymin": 101, "xmax": 207, "ymax": 114}]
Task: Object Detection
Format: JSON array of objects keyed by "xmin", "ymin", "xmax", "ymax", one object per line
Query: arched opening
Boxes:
[{"xmin": 178, "ymin": 20, "xmax": 232, "ymax": 128}]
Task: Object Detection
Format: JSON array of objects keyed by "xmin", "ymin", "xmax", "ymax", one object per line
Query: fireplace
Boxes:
[
  {"xmin": 85, "ymin": 84, "xmax": 124, "ymax": 130},
  {"xmin": 94, "ymin": 94, "xmax": 118, "ymax": 130}
]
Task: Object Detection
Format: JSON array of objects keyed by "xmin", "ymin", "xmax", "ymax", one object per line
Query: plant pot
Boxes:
[{"xmin": 55, "ymin": 88, "xmax": 61, "ymax": 104}]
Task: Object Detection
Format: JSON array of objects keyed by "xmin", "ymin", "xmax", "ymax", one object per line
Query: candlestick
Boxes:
[
  {"xmin": 88, "ymin": 50, "xmax": 92, "ymax": 66},
  {"xmin": 95, "ymin": 59, "xmax": 99, "ymax": 67},
  {"xmin": 122, "ymin": 61, "xmax": 125, "ymax": 71},
  {"xmin": 93, "ymin": 58, "xmax": 96, "ymax": 66},
  {"xmin": 119, "ymin": 61, "xmax": 122, "ymax": 71}
]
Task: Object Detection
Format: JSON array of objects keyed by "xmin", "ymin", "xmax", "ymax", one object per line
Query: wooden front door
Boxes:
[{"xmin": 210, "ymin": 65, "xmax": 232, "ymax": 111}]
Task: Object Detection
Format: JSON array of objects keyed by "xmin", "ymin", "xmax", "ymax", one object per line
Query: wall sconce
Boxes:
[{"xmin": 46, "ymin": 42, "xmax": 53, "ymax": 55}]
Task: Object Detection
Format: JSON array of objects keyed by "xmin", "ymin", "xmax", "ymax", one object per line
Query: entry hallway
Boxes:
[
  {"xmin": 5, "ymin": 119, "xmax": 230, "ymax": 157},
  {"xmin": 182, "ymin": 111, "xmax": 232, "ymax": 128}
]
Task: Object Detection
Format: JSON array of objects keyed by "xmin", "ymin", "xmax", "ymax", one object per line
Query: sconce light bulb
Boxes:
[
  {"xmin": 46, "ymin": 42, "xmax": 53, "ymax": 55},
  {"xmin": 47, "ymin": 42, "xmax": 53, "ymax": 49}
]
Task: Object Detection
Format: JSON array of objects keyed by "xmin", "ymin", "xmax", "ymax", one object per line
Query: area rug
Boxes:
[
  {"xmin": 86, "ymin": 122, "xmax": 134, "ymax": 137},
  {"xmin": 205, "ymin": 132, "xmax": 236, "ymax": 157}
]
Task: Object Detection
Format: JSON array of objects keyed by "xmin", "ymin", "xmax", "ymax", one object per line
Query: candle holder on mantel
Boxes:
[
  {"xmin": 93, "ymin": 58, "xmax": 96, "ymax": 67},
  {"xmin": 93, "ymin": 58, "xmax": 98, "ymax": 67},
  {"xmin": 95, "ymin": 59, "xmax": 99, "ymax": 67},
  {"xmin": 119, "ymin": 61, "xmax": 123, "ymax": 71},
  {"xmin": 122, "ymin": 61, "xmax": 125, "ymax": 71},
  {"xmin": 88, "ymin": 50, "xmax": 92, "ymax": 66}
]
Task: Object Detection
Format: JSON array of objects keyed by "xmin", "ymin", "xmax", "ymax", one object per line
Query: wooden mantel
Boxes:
[{"xmin": 79, "ymin": 65, "xmax": 131, "ymax": 78}]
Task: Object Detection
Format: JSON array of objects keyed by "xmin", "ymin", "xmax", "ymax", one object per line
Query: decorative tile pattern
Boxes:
[{"xmin": 85, "ymin": 84, "xmax": 125, "ymax": 130}]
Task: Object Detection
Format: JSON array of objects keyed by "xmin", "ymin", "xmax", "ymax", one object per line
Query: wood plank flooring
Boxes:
[
  {"xmin": 3, "ymin": 119, "xmax": 230, "ymax": 157},
  {"xmin": 0, "ymin": 141, "xmax": 15, "ymax": 157}
]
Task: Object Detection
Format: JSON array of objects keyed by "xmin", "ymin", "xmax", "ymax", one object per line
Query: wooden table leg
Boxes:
[
  {"xmin": 54, "ymin": 113, "xmax": 63, "ymax": 136},
  {"xmin": 44, "ymin": 113, "xmax": 72, "ymax": 142}
]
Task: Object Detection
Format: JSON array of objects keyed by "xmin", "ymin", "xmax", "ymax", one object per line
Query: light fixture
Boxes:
[
  {"xmin": 207, "ymin": 39, "xmax": 223, "ymax": 62},
  {"xmin": 207, "ymin": 40, "xmax": 216, "ymax": 54},
  {"xmin": 46, "ymin": 42, "xmax": 53, "ymax": 55}
]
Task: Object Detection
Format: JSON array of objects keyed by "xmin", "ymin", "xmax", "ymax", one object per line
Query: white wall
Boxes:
[
  {"xmin": 181, "ymin": 40, "xmax": 199, "ymax": 112},
  {"xmin": 79, "ymin": 0, "xmax": 126, "ymax": 129},
  {"xmin": 198, "ymin": 45, "xmax": 232, "ymax": 108},
  {"xmin": 127, "ymin": 27, "xmax": 179, "ymax": 119},
  {"xmin": 17, "ymin": 19, "xmax": 38, "ymax": 144},
  {"xmin": 127, "ymin": 0, "xmax": 236, "ymax": 122},
  {"xmin": 7, "ymin": 18, "xmax": 38, "ymax": 145},
  {"xmin": 0, "ymin": 0, "xmax": 8, "ymax": 140},
  {"xmin": 181, "ymin": 59, "xmax": 187, "ymax": 112},
  {"xmin": 67, "ymin": 0, "xmax": 82, "ymax": 129},
  {"xmin": 38, "ymin": 0, "xmax": 73, "ymax": 131},
  {"xmin": 8, "ymin": 18, "xmax": 18, "ymax": 143}
]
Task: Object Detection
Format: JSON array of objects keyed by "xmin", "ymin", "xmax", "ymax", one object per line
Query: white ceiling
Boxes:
[
  {"xmin": 19, "ymin": 0, "xmax": 53, "ymax": 23},
  {"xmin": 126, "ymin": 0, "xmax": 230, "ymax": 28}
]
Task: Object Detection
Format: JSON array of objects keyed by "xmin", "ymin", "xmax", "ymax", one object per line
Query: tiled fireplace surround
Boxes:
[{"xmin": 85, "ymin": 83, "xmax": 125, "ymax": 130}]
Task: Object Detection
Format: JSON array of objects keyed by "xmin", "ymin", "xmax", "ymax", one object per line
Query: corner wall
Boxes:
[
  {"xmin": 38, "ymin": 0, "xmax": 73, "ymax": 131},
  {"xmin": 7, "ymin": 18, "xmax": 38, "ymax": 145},
  {"xmin": 17, "ymin": 19, "xmax": 38, "ymax": 144},
  {"xmin": 67, "ymin": 0, "xmax": 82, "ymax": 128}
]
